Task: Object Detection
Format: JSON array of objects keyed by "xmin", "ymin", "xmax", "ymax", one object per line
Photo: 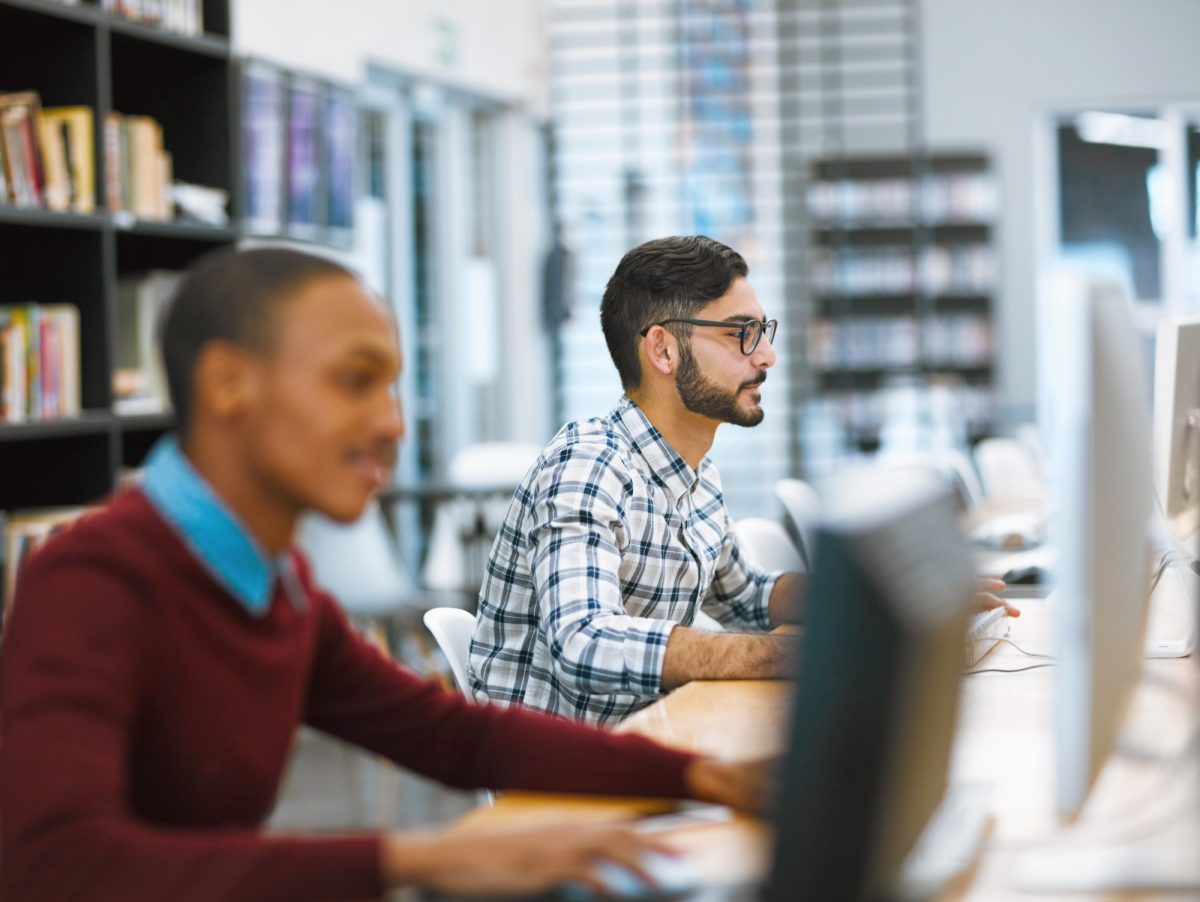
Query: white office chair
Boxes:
[
  {"xmin": 296, "ymin": 502, "xmax": 415, "ymax": 617},
  {"xmin": 974, "ymin": 435, "xmax": 1044, "ymax": 501},
  {"xmin": 422, "ymin": 607, "xmax": 477, "ymax": 696},
  {"xmin": 875, "ymin": 447, "xmax": 986, "ymax": 511},
  {"xmin": 732, "ymin": 517, "xmax": 805, "ymax": 572},
  {"xmin": 422, "ymin": 607, "xmax": 494, "ymax": 807},
  {"xmin": 774, "ymin": 478, "xmax": 822, "ymax": 571}
]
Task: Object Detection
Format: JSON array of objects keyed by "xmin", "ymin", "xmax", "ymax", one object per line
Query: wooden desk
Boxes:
[{"xmin": 449, "ymin": 578, "xmax": 1200, "ymax": 897}]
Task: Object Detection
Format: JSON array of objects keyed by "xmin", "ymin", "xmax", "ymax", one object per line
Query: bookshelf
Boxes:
[
  {"xmin": 805, "ymin": 152, "xmax": 998, "ymax": 453},
  {"xmin": 0, "ymin": 0, "xmax": 236, "ymax": 509}
]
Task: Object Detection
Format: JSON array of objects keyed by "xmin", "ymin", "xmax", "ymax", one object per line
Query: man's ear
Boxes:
[
  {"xmin": 641, "ymin": 324, "xmax": 677, "ymax": 378},
  {"xmin": 192, "ymin": 341, "xmax": 258, "ymax": 423}
]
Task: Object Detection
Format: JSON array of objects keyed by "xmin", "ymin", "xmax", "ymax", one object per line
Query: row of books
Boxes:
[
  {"xmin": 243, "ymin": 62, "xmax": 356, "ymax": 237},
  {"xmin": 105, "ymin": 111, "xmax": 174, "ymax": 222},
  {"xmin": 101, "ymin": 0, "xmax": 205, "ymax": 37},
  {"xmin": 0, "ymin": 93, "xmax": 95, "ymax": 213},
  {"xmin": 0, "ymin": 304, "xmax": 81, "ymax": 424},
  {"xmin": 0, "ymin": 91, "xmax": 180, "ymax": 223},
  {"xmin": 807, "ymin": 172, "xmax": 998, "ymax": 226},
  {"xmin": 808, "ymin": 314, "xmax": 993, "ymax": 371},
  {"xmin": 810, "ymin": 244, "xmax": 995, "ymax": 296},
  {"xmin": 802, "ymin": 384, "xmax": 997, "ymax": 444}
]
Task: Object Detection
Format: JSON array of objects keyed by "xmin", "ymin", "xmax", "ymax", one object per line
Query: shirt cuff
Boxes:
[
  {"xmin": 755, "ymin": 571, "xmax": 781, "ymax": 631},
  {"xmin": 622, "ymin": 616, "xmax": 679, "ymax": 697}
]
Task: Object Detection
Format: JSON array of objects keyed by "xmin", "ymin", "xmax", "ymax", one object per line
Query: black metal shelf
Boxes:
[
  {"xmin": 0, "ymin": 0, "xmax": 235, "ymax": 508},
  {"xmin": 107, "ymin": 16, "xmax": 230, "ymax": 57},
  {"xmin": 0, "ymin": 206, "xmax": 108, "ymax": 231},
  {"xmin": 0, "ymin": 410, "xmax": 115, "ymax": 442}
]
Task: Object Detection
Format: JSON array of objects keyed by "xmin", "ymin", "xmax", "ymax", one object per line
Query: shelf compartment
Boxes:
[
  {"xmin": 110, "ymin": 33, "xmax": 233, "ymax": 198},
  {"xmin": 0, "ymin": 224, "xmax": 110, "ymax": 410},
  {"xmin": 0, "ymin": 430, "xmax": 114, "ymax": 507},
  {"xmin": 0, "ymin": 4, "xmax": 100, "ymax": 109}
]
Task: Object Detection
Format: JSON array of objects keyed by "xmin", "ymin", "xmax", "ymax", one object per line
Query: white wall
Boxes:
[
  {"xmin": 922, "ymin": 0, "xmax": 1200, "ymax": 420},
  {"xmin": 233, "ymin": 0, "xmax": 547, "ymax": 108}
]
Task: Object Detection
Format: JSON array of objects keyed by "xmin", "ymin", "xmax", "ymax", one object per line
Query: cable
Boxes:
[
  {"xmin": 963, "ymin": 662, "xmax": 1055, "ymax": 676},
  {"xmin": 994, "ymin": 635, "xmax": 1054, "ymax": 659}
]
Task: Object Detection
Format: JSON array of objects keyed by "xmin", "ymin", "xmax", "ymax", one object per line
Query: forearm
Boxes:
[
  {"xmin": 768, "ymin": 571, "xmax": 806, "ymax": 627},
  {"xmin": 660, "ymin": 626, "xmax": 797, "ymax": 690}
]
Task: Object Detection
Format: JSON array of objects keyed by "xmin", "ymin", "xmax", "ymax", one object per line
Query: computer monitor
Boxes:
[
  {"xmin": 765, "ymin": 466, "xmax": 977, "ymax": 901},
  {"xmin": 1153, "ymin": 315, "xmax": 1200, "ymax": 535},
  {"xmin": 1042, "ymin": 268, "xmax": 1154, "ymax": 820}
]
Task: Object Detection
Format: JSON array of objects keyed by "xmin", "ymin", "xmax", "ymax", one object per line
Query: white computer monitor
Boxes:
[
  {"xmin": 1044, "ymin": 268, "xmax": 1154, "ymax": 820},
  {"xmin": 1153, "ymin": 315, "xmax": 1200, "ymax": 535}
]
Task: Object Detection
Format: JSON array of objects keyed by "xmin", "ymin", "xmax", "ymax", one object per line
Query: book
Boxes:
[
  {"xmin": 114, "ymin": 270, "xmax": 180, "ymax": 413},
  {"xmin": 104, "ymin": 111, "xmax": 125, "ymax": 213},
  {"xmin": 0, "ymin": 92, "xmax": 47, "ymax": 208},
  {"xmin": 106, "ymin": 112, "xmax": 172, "ymax": 221},
  {"xmin": 36, "ymin": 111, "xmax": 71, "ymax": 212},
  {"xmin": 41, "ymin": 106, "xmax": 96, "ymax": 214},
  {"xmin": 286, "ymin": 77, "xmax": 322, "ymax": 234},
  {"xmin": 0, "ymin": 303, "xmax": 81, "ymax": 422},
  {"xmin": 324, "ymin": 86, "xmax": 355, "ymax": 234},
  {"xmin": 242, "ymin": 62, "xmax": 286, "ymax": 234}
]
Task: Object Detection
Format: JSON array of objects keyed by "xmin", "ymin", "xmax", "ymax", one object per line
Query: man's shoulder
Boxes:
[
  {"xmin": 540, "ymin": 411, "xmax": 639, "ymax": 474},
  {"xmin": 18, "ymin": 489, "xmax": 180, "ymax": 581}
]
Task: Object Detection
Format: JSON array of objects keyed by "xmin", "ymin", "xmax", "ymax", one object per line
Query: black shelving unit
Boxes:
[
  {"xmin": 806, "ymin": 152, "xmax": 998, "ymax": 452},
  {"xmin": 0, "ymin": 0, "xmax": 236, "ymax": 509}
]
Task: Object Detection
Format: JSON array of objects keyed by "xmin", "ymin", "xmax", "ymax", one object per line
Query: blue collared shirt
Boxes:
[{"xmin": 140, "ymin": 436, "xmax": 301, "ymax": 615}]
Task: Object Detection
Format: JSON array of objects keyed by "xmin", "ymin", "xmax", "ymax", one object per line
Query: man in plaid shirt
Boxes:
[{"xmin": 469, "ymin": 236, "xmax": 802, "ymax": 724}]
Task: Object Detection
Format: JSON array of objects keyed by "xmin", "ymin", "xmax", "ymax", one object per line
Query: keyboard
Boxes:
[
  {"xmin": 893, "ymin": 781, "xmax": 993, "ymax": 900},
  {"xmin": 964, "ymin": 607, "xmax": 1010, "ymax": 666}
]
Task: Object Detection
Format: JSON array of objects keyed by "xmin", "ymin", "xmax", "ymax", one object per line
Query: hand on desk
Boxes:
[
  {"xmin": 685, "ymin": 756, "xmax": 777, "ymax": 817},
  {"xmin": 976, "ymin": 577, "xmax": 1020, "ymax": 618},
  {"xmin": 381, "ymin": 821, "xmax": 682, "ymax": 897}
]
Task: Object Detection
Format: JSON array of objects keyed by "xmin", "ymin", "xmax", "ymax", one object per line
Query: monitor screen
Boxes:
[
  {"xmin": 765, "ymin": 467, "xmax": 976, "ymax": 900},
  {"xmin": 1042, "ymin": 268, "xmax": 1153, "ymax": 820},
  {"xmin": 1153, "ymin": 315, "xmax": 1200, "ymax": 533}
]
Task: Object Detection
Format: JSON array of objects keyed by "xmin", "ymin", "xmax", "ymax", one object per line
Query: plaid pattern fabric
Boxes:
[{"xmin": 469, "ymin": 396, "xmax": 777, "ymax": 725}]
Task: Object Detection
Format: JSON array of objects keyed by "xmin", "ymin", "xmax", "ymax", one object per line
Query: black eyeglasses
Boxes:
[{"xmin": 639, "ymin": 317, "xmax": 778, "ymax": 356}]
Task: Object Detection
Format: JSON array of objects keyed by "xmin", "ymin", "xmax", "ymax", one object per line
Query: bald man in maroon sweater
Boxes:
[{"xmin": 0, "ymin": 248, "xmax": 768, "ymax": 901}]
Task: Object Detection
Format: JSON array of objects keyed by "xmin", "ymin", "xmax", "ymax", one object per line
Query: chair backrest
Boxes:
[
  {"xmin": 774, "ymin": 478, "xmax": 823, "ymax": 571},
  {"xmin": 422, "ymin": 607, "xmax": 477, "ymax": 696},
  {"xmin": 733, "ymin": 517, "xmax": 805, "ymax": 572},
  {"xmin": 295, "ymin": 503, "xmax": 414, "ymax": 616},
  {"xmin": 875, "ymin": 447, "xmax": 985, "ymax": 511},
  {"xmin": 974, "ymin": 436, "xmax": 1044, "ymax": 500}
]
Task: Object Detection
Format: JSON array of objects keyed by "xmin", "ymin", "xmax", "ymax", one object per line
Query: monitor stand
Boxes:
[
  {"xmin": 1015, "ymin": 693, "xmax": 1200, "ymax": 893},
  {"xmin": 1144, "ymin": 561, "xmax": 1197, "ymax": 658}
]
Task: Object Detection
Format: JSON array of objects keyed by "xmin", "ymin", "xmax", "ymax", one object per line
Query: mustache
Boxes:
[
  {"xmin": 368, "ymin": 442, "xmax": 399, "ymax": 469},
  {"xmin": 741, "ymin": 372, "xmax": 767, "ymax": 390}
]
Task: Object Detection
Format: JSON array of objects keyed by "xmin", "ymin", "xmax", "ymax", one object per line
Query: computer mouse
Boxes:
[
  {"xmin": 1001, "ymin": 565, "xmax": 1045, "ymax": 586},
  {"xmin": 560, "ymin": 851, "xmax": 700, "ymax": 900}
]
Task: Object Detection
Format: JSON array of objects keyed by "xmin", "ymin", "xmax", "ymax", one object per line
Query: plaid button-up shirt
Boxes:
[{"xmin": 468, "ymin": 396, "xmax": 777, "ymax": 725}]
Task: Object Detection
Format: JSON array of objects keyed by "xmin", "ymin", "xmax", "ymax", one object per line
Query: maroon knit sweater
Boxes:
[{"xmin": 0, "ymin": 490, "xmax": 696, "ymax": 901}]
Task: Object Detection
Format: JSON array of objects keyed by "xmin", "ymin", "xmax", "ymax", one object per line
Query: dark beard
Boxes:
[{"xmin": 675, "ymin": 341, "xmax": 765, "ymax": 427}]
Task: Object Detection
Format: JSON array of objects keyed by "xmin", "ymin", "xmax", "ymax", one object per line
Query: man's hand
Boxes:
[
  {"xmin": 684, "ymin": 756, "xmax": 777, "ymax": 817},
  {"xmin": 382, "ymin": 823, "xmax": 680, "ymax": 896},
  {"xmin": 975, "ymin": 577, "xmax": 1019, "ymax": 617}
]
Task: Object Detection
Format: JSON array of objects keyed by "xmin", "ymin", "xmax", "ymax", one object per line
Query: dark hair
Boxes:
[
  {"xmin": 162, "ymin": 246, "xmax": 356, "ymax": 436},
  {"xmin": 599, "ymin": 235, "xmax": 749, "ymax": 390}
]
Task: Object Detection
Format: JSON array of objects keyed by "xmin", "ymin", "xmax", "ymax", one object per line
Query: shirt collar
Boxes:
[
  {"xmin": 611, "ymin": 396, "xmax": 701, "ymax": 503},
  {"xmin": 140, "ymin": 436, "xmax": 287, "ymax": 616}
]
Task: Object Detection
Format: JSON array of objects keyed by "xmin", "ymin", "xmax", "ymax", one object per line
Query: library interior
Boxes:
[{"xmin": 1, "ymin": 0, "xmax": 1200, "ymax": 899}]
